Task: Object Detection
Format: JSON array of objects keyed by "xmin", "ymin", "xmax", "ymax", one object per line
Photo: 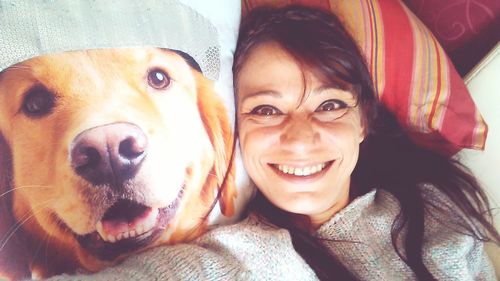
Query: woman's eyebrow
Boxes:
[
  {"xmin": 315, "ymin": 86, "xmax": 347, "ymax": 95},
  {"xmin": 314, "ymin": 86, "xmax": 356, "ymax": 99},
  {"xmin": 239, "ymin": 90, "xmax": 282, "ymax": 104}
]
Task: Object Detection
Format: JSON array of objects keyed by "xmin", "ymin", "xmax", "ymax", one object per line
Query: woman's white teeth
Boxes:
[
  {"xmin": 277, "ymin": 163, "xmax": 327, "ymax": 176},
  {"xmin": 95, "ymin": 209, "xmax": 158, "ymax": 243}
]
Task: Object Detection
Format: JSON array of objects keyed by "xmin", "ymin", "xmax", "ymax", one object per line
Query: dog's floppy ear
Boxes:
[
  {"xmin": 195, "ymin": 73, "xmax": 237, "ymax": 217},
  {"xmin": 0, "ymin": 132, "xmax": 31, "ymax": 280}
]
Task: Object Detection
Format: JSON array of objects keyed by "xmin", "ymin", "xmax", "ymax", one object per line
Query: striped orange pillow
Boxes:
[{"xmin": 242, "ymin": 0, "xmax": 487, "ymax": 155}]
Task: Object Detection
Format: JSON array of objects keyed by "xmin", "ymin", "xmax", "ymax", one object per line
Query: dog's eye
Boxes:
[
  {"xmin": 22, "ymin": 86, "xmax": 55, "ymax": 117},
  {"xmin": 147, "ymin": 68, "xmax": 171, "ymax": 90}
]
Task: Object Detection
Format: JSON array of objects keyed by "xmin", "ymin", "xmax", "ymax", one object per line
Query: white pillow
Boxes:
[
  {"xmin": 179, "ymin": 0, "xmax": 254, "ymax": 224},
  {"xmin": 458, "ymin": 42, "xmax": 500, "ymax": 275}
]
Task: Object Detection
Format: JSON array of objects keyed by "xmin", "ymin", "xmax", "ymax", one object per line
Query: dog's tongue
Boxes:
[{"xmin": 96, "ymin": 201, "xmax": 159, "ymax": 243}]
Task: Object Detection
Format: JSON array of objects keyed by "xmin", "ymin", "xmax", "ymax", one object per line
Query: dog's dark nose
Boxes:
[{"xmin": 70, "ymin": 123, "xmax": 147, "ymax": 187}]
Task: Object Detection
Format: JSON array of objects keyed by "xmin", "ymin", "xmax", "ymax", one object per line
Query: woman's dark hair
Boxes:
[{"xmin": 233, "ymin": 5, "xmax": 499, "ymax": 281}]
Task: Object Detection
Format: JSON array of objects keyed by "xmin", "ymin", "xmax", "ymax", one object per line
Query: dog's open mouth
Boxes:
[
  {"xmin": 96, "ymin": 200, "xmax": 158, "ymax": 243},
  {"xmin": 76, "ymin": 197, "xmax": 180, "ymax": 261}
]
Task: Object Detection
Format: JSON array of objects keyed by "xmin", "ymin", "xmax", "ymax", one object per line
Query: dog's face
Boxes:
[{"xmin": 0, "ymin": 48, "xmax": 235, "ymax": 279}]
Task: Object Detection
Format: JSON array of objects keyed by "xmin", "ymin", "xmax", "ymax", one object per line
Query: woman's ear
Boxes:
[{"xmin": 358, "ymin": 109, "xmax": 369, "ymax": 144}]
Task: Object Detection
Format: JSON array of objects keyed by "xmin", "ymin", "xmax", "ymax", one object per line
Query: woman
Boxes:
[
  {"xmin": 233, "ymin": 5, "xmax": 498, "ymax": 280},
  {"xmin": 47, "ymin": 5, "xmax": 498, "ymax": 281}
]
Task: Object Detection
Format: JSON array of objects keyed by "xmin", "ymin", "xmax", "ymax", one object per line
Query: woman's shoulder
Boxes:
[
  {"xmin": 197, "ymin": 215, "xmax": 318, "ymax": 280},
  {"xmin": 418, "ymin": 183, "xmax": 483, "ymax": 232},
  {"xmin": 400, "ymin": 184, "xmax": 496, "ymax": 280},
  {"xmin": 318, "ymin": 187, "xmax": 495, "ymax": 280},
  {"xmin": 318, "ymin": 185, "xmax": 483, "ymax": 233},
  {"xmin": 199, "ymin": 214, "xmax": 303, "ymax": 260},
  {"xmin": 419, "ymin": 186, "xmax": 496, "ymax": 279},
  {"xmin": 373, "ymin": 184, "xmax": 487, "ymax": 240},
  {"xmin": 205, "ymin": 213, "xmax": 287, "ymax": 235}
]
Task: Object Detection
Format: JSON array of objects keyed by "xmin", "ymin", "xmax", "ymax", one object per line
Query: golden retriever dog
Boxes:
[{"xmin": 0, "ymin": 47, "xmax": 236, "ymax": 280}]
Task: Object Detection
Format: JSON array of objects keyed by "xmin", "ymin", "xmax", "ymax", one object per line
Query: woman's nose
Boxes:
[{"xmin": 279, "ymin": 115, "xmax": 319, "ymax": 149}]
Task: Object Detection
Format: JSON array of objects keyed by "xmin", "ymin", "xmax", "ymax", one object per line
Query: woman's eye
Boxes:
[
  {"xmin": 147, "ymin": 68, "xmax": 171, "ymax": 89},
  {"xmin": 22, "ymin": 86, "xmax": 56, "ymax": 118},
  {"xmin": 315, "ymin": 99, "xmax": 347, "ymax": 112},
  {"xmin": 250, "ymin": 105, "xmax": 281, "ymax": 116}
]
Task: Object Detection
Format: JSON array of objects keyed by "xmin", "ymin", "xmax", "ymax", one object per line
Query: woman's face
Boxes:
[{"xmin": 236, "ymin": 42, "xmax": 365, "ymax": 226}]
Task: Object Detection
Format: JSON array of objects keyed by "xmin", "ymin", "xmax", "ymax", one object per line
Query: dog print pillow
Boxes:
[{"xmin": 0, "ymin": 0, "xmax": 251, "ymax": 279}]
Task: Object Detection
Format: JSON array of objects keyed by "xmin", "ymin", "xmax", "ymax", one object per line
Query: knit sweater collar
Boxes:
[{"xmin": 316, "ymin": 189, "xmax": 381, "ymax": 237}]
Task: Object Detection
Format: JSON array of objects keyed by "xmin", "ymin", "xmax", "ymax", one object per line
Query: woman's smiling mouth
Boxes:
[{"xmin": 270, "ymin": 161, "xmax": 334, "ymax": 177}]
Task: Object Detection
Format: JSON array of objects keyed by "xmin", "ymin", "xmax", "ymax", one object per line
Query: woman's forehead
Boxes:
[
  {"xmin": 241, "ymin": 42, "xmax": 294, "ymax": 72},
  {"xmin": 236, "ymin": 43, "xmax": 300, "ymax": 88},
  {"xmin": 237, "ymin": 42, "xmax": 358, "ymax": 100}
]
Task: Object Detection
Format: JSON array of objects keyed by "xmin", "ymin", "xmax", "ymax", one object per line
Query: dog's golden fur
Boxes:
[{"xmin": 0, "ymin": 48, "xmax": 236, "ymax": 280}]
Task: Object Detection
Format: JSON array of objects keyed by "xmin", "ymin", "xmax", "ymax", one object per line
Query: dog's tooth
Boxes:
[
  {"xmin": 129, "ymin": 230, "xmax": 137, "ymax": 238},
  {"xmin": 96, "ymin": 221, "xmax": 103, "ymax": 234},
  {"xmin": 96, "ymin": 221, "xmax": 103, "ymax": 231},
  {"xmin": 134, "ymin": 225, "xmax": 142, "ymax": 235},
  {"xmin": 116, "ymin": 233, "xmax": 123, "ymax": 241},
  {"xmin": 123, "ymin": 231, "xmax": 130, "ymax": 239},
  {"xmin": 137, "ymin": 224, "xmax": 146, "ymax": 235},
  {"xmin": 95, "ymin": 221, "xmax": 108, "ymax": 241},
  {"xmin": 108, "ymin": 234, "xmax": 117, "ymax": 243},
  {"xmin": 143, "ymin": 231, "xmax": 153, "ymax": 238},
  {"xmin": 145, "ymin": 209, "xmax": 159, "ymax": 230},
  {"xmin": 142, "ymin": 224, "xmax": 150, "ymax": 234},
  {"xmin": 31, "ymin": 271, "xmax": 43, "ymax": 280}
]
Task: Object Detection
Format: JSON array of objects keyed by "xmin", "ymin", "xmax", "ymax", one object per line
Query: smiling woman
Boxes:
[
  {"xmin": 237, "ymin": 42, "xmax": 364, "ymax": 226},
  {"xmin": 232, "ymin": 4, "xmax": 499, "ymax": 281}
]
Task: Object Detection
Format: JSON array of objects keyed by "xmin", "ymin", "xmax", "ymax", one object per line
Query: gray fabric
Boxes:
[
  {"xmin": 0, "ymin": 0, "xmax": 220, "ymax": 80},
  {"xmin": 317, "ymin": 187, "xmax": 496, "ymax": 280},
  {"xmin": 46, "ymin": 187, "xmax": 496, "ymax": 281}
]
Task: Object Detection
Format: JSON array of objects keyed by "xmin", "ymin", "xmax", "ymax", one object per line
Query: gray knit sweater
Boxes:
[{"xmin": 47, "ymin": 187, "xmax": 496, "ymax": 281}]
